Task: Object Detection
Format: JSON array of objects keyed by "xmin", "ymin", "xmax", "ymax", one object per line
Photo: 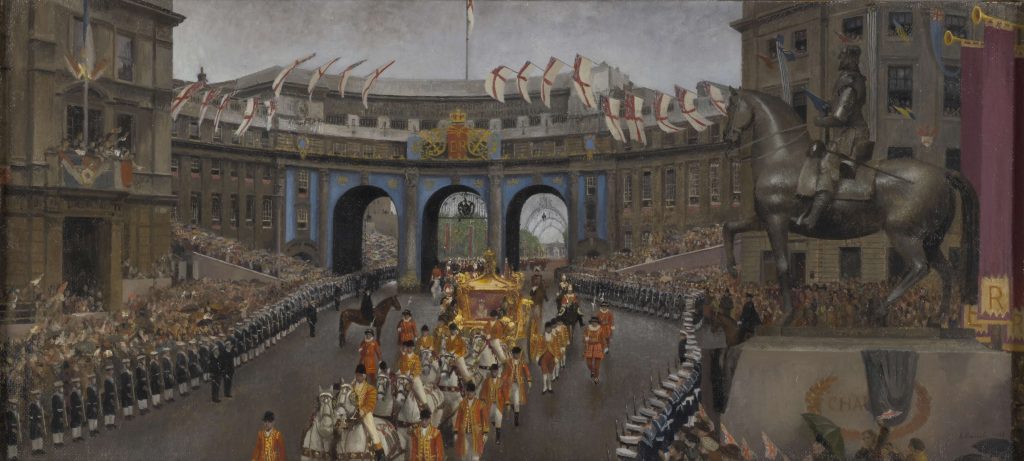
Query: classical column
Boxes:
[
  {"xmin": 317, "ymin": 169, "xmax": 330, "ymax": 267},
  {"xmin": 606, "ymin": 169, "xmax": 618, "ymax": 249},
  {"xmin": 567, "ymin": 171, "xmax": 579, "ymax": 263},
  {"xmin": 487, "ymin": 171, "xmax": 503, "ymax": 267},
  {"xmin": 274, "ymin": 164, "xmax": 285, "ymax": 254},
  {"xmin": 399, "ymin": 168, "xmax": 419, "ymax": 291}
]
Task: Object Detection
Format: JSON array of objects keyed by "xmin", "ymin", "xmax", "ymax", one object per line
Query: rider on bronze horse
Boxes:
[{"xmin": 797, "ymin": 46, "xmax": 872, "ymax": 230}]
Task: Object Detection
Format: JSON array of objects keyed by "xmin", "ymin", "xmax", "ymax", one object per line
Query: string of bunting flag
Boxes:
[
  {"xmin": 169, "ymin": 54, "xmax": 396, "ymax": 138},
  {"xmin": 484, "ymin": 54, "xmax": 731, "ymax": 148}
]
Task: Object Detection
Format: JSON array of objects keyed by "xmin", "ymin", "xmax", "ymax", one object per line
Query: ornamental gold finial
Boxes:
[{"xmin": 450, "ymin": 109, "xmax": 467, "ymax": 124}]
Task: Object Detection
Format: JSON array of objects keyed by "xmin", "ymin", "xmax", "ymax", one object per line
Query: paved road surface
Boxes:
[{"xmin": 42, "ymin": 281, "xmax": 680, "ymax": 461}]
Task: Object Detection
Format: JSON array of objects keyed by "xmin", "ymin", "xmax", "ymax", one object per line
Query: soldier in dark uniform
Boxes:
[
  {"xmin": 118, "ymin": 359, "xmax": 134, "ymax": 419},
  {"xmin": 307, "ymin": 301, "xmax": 318, "ymax": 338},
  {"xmin": 800, "ymin": 45, "xmax": 870, "ymax": 229},
  {"xmin": 6, "ymin": 396, "xmax": 20, "ymax": 460},
  {"xmin": 102, "ymin": 365, "xmax": 118, "ymax": 429},
  {"xmin": 187, "ymin": 340, "xmax": 201, "ymax": 390},
  {"xmin": 232, "ymin": 328, "xmax": 244, "ymax": 367},
  {"xmin": 176, "ymin": 343, "xmax": 190, "ymax": 396},
  {"xmin": 738, "ymin": 293, "xmax": 762, "ymax": 341},
  {"xmin": 199, "ymin": 341, "xmax": 211, "ymax": 383},
  {"xmin": 221, "ymin": 340, "xmax": 235, "ymax": 398},
  {"xmin": 147, "ymin": 351, "xmax": 162, "ymax": 409},
  {"xmin": 50, "ymin": 381, "xmax": 66, "ymax": 447},
  {"xmin": 134, "ymin": 355, "xmax": 150, "ymax": 414},
  {"xmin": 85, "ymin": 374, "xmax": 100, "ymax": 435},
  {"xmin": 209, "ymin": 344, "xmax": 223, "ymax": 403},
  {"xmin": 67, "ymin": 377, "xmax": 85, "ymax": 442},
  {"xmin": 28, "ymin": 390, "xmax": 45, "ymax": 455},
  {"xmin": 161, "ymin": 348, "xmax": 175, "ymax": 402}
]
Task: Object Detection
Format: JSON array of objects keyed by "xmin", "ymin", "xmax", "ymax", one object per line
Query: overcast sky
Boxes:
[{"xmin": 173, "ymin": 0, "xmax": 743, "ymax": 92}]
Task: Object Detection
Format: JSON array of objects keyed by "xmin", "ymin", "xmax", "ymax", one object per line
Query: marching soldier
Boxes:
[
  {"xmin": 85, "ymin": 375, "xmax": 100, "ymax": 436},
  {"xmin": 118, "ymin": 359, "xmax": 134, "ymax": 420},
  {"xmin": 102, "ymin": 365, "xmax": 118, "ymax": 430},
  {"xmin": 397, "ymin": 310, "xmax": 417, "ymax": 347},
  {"xmin": 28, "ymin": 390, "xmax": 45, "ymax": 455},
  {"xmin": 352, "ymin": 364, "xmax": 385, "ymax": 461},
  {"xmin": 583, "ymin": 317, "xmax": 608, "ymax": 384},
  {"xmin": 501, "ymin": 347, "xmax": 531, "ymax": 426},
  {"xmin": 134, "ymin": 355, "xmax": 150, "ymax": 414},
  {"xmin": 176, "ymin": 344, "xmax": 190, "ymax": 396},
  {"xmin": 358, "ymin": 329, "xmax": 383, "ymax": 383},
  {"xmin": 397, "ymin": 341, "xmax": 428, "ymax": 408},
  {"xmin": 146, "ymin": 351, "xmax": 162, "ymax": 409},
  {"xmin": 6, "ymin": 396, "xmax": 20, "ymax": 460},
  {"xmin": 443, "ymin": 323, "xmax": 471, "ymax": 381},
  {"xmin": 188, "ymin": 341, "xmax": 202, "ymax": 390},
  {"xmin": 160, "ymin": 347, "xmax": 175, "ymax": 402},
  {"xmin": 454, "ymin": 382, "xmax": 488, "ymax": 461},
  {"xmin": 539, "ymin": 322, "xmax": 558, "ymax": 394},
  {"xmin": 479, "ymin": 364, "xmax": 506, "ymax": 443},
  {"xmin": 67, "ymin": 377, "xmax": 84, "ymax": 442},
  {"xmin": 409, "ymin": 408, "xmax": 444, "ymax": 461},
  {"xmin": 50, "ymin": 381, "xmax": 66, "ymax": 447},
  {"xmin": 597, "ymin": 300, "xmax": 616, "ymax": 354}
]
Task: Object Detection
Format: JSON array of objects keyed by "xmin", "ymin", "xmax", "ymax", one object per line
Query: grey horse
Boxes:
[{"xmin": 720, "ymin": 88, "xmax": 978, "ymax": 326}]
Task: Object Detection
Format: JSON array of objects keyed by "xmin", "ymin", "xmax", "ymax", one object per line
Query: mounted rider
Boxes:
[
  {"xmin": 798, "ymin": 45, "xmax": 871, "ymax": 229},
  {"xmin": 352, "ymin": 364, "xmax": 385, "ymax": 461}
]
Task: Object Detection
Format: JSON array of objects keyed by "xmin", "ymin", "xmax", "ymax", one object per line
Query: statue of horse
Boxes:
[
  {"xmin": 373, "ymin": 373, "xmax": 396, "ymax": 420},
  {"xmin": 300, "ymin": 390, "xmax": 336, "ymax": 461},
  {"xmin": 721, "ymin": 88, "xmax": 978, "ymax": 326},
  {"xmin": 333, "ymin": 384, "xmax": 402, "ymax": 461},
  {"xmin": 339, "ymin": 296, "xmax": 402, "ymax": 346}
]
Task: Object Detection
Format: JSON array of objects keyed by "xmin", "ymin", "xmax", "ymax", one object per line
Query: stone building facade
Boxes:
[
  {"xmin": 170, "ymin": 63, "xmax": 743, "ymax": 285},
  {"xmin": 730, "ymin": 1, "xmax": 975, "ymax": 285},
  {"xmin": 1, "ymin": 0, "xmax": 184, "ymax": 312}
]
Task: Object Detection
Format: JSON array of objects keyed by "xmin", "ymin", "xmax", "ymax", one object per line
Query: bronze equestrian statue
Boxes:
[{"xmin": 720, "ymin": 50, "xmax": 977, "ymax": 326}]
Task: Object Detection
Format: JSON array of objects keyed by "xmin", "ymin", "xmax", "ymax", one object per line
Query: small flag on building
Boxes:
[
  {"xmin": 272, "ymin": 53, "xmax": 316, "ymax": 98},
  {"xmin": 516, "ymin": 61, "xmax": 543, "ymax": 104},
  {"xmin": 485, "ymin": 65, "xmax": 516, "ymax": 103},
  {"xmin": 362, "ymin": 60, "xmax": 396, "ymax": 109},
  {"xmin": 308, "ymin": 57, "xmax": 341, "ymax": 100},
  {"xmin": 337, "ymin": 59, "xmax": 368, "ymax": 98},
  {"xmin": 467, "ymin": 0, "xmax": 475, "ymax": 36},
  {"xmin": 571, "ymin": 54, "xmax": 597, "ymax": 109},
  {"xmin": 541, "ymin": 57, "xmax": 568, "ymax": 109},
  {"xmin": 654, "ymin": 92, "xmax": 684, "ymax": 133},
  {"xmin": 602, "ymin": 97, "xmax": 625, "ymax": 142}
]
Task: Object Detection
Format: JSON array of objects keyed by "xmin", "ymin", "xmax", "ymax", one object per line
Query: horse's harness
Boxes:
[{"xmin": 726, "ymin": 124, "xmax": 809, "ymax": 163}]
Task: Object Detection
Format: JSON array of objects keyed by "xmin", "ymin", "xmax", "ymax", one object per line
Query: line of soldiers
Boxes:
[
  {"xmin": 616, "ymin": 297, "xmax": 703, "ymax": 461},
  {"xmin": 5, "ymin": 267, "xmax": 394, "ymax": 460},
  {"xmin": 560, "ymin": 270, "xmax": 692, "ymax": 320}
]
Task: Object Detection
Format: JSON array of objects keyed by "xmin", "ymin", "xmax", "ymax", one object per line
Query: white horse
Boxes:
[
  {"xmin": 436, "ymin": 352, "xmax": 463, "ymax": 423},
  {"xmin": 373, "ymin": 374, "xmax": 396, "ymax": 420},
  {"xmin": 467, "ymin": 333, "xmax": 498, "ymax": 384},
  {"xmin": 334, "ymin": 384, "xmax": 402, "ymax": 461},
  {"xmin": 420, "ymin": 349, "xmax": 440, "ymax": 386},
  {"xmin": 393, "ymin": 375, "xmax": 444, "ymax": 427},
  {"xmin": 300, "ymin": 390, "xmax": 336, "ymax": 461},
  {"xmin": 430, "ymin": 277, "xmax": 443, "ymax": 303}
]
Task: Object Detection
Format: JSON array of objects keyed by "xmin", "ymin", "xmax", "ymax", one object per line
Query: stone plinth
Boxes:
[{"xmin": 722, "ymin": 332, "xmax": 1010, "ymax": 459}]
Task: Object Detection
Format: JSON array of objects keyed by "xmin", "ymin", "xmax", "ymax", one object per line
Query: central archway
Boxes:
[
  {"xmin": 420, "ymin": 185, "xmax": 486, "ymax": 284},
  {"xmin": 332, "ymin": 185, "xmax": 395, "ymax": 274},
  {"xmin": 505, "ymin": 185, "xmax": 568, "ymax": 271}
]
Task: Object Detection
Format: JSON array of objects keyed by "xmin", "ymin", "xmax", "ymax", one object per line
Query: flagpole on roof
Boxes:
[
  {"xmin": 465, "ymin": 0, "xmax": 470, "ymax": 80},
  {"xmin": 82, "ymin": 0, "xmax": 90, "ymax": 150}
]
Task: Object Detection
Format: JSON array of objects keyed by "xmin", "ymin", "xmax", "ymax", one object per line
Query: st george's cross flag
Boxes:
[
  {"xmin": 362, "ymin": 60, "xmax": 396, "ymax": 109},
  {"xmin": 212, "ymin": 91, "xmax": 237, "ymax": 133},
  {"xmin": 337, "ymin": 59, "xmax": 368, "ymax": 98},
  {"xmin": 196, "ymin": 88, "xmax": 222, "ymax": 129},
  {"xmin": 571, "ymin": 54, "xmax": 597, "ymax": 109},
  {"xmin": 623, "ymin": 93, "xmax": 647, "ymax": 146},
  {"xmin": 171, "ymin": 81, "xmax": 205, "ymax": 121},
  {"xmin": 541, "ymin": 57, "xmax": 568, "ymax": 109},
  {"xmin": 272, "ymin": 53, "xmax": 315, "ymax": 98},
  {"xmin": 516, "ymin": 61, "xmax": 543, "ymax": 104},
  {"xmin": 467, "ymin": 0, "xmax": 475, "ymax": 36},
  {"xmin": 234, "ymin": 97, "xmax": 260, "ymax": 137},
  {"xmin": 308, "ymin": 57, "xmax": 341, "ymax": 100},
  {"xmin": 674, "ymin": 86, "xmax": 710, "ymax": 132},
  {"xmin": 602, "ymin": 97, "xmax": 626, "ymax": 142},
  {"xmin": 654, "ymin": 92, "xmax": 684, "ymax": 133},
  {"xmin": 485, "ymin": 66, "xmax": 516, "ymax": 102}
]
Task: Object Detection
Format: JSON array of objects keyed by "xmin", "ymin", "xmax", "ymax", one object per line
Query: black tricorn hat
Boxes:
[
  {"xmin": 511, "ymin": 346, "xmax": 522, "ymax": 354},
  {"xmin": 263, "ymin": 411, "xmax": 275, "ymax": 422},
  {"xmin": 421, "ymin": 325, "xmax": 430, "ymax": 331},
  {"xmin": 403, "ymin": 340, "xmax": 415, "ymax": 348},
  {"xmin": 355, "ymin": 364, "xmax": 367, "ymax": 374}
]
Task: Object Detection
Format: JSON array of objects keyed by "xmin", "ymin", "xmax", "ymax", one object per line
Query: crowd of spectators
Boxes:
[
  {"xmin": 362, "ymin": 230, "xmax": 398, "ymax": 270},
  {"xmin": 578, "ymin": 225, "xmax": 724, "ymax": 271}
]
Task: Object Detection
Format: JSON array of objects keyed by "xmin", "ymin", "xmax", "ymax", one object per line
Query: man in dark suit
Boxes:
[
  {"xmin": 209, "ymin": 345, "xmax": 223, "ymax": 403},
  {"xmin": 221, "ymin": 340, "xmax": 235, "ymax": 398},
  {"xmin": 738, "ymin": 293, "xmax": 762, "ymax": 340}
]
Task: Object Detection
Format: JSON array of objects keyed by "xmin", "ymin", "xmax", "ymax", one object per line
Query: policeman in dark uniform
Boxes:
[
  {"xmin": 6, "ymin": 396, "xmax": 20, "ymax": 460},
  {"xmin": 187, "ymin": 340, "xmax": 201, "ymax": 390},
  {"xmin": 102, "ymin": 365, "xmax": 118, "ymax": 429},
  {"xmin": 198, "ymin": 341, "xmax": 211, "ymax": 383},
  {"xmin": 85, "ymin": 374, "xmax": 100, "ymax": 435},
  {"xmin": 50, "ymin": 381, "xmax": 66, "ymax": 447},
  {"xmin": 118, "ymin": 359, "xmax": 134, "ymax": 420},
  {"xmin": 134, "ymin": 355, "xmax": 150, "ymax": 414},
  {"xmin": 147, "ymin": 351, "xmax": 162, "ymax": 408},
  {"xmin": 28, "ymin": 389, "xmax": 45, "ymax": 455},
  {"xmin": 209, "ymin": 343, "xmax": 223, "ymax": 403},
  {"xmin": 221, "ymin": 340, "xmax": 235, "ymax": 398},
  {"xmin": 161, "ymin": 348, "xmax": 175, "ymax": 402},
  {"xmin": 175, "ymin": 343, "xmax": 190, "ymax": 396},
  {"xmin": 307, "ymin": 301, "xmax": 318, "ymax": 338},
  {"xmin": 67, "ymin": 377, "xmax": 84, "ymax": 442}
]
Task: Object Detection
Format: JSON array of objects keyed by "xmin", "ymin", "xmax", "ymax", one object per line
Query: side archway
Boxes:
[
  {"xmin": 420, "ymin": 185, "xmax": 485, "ymax": 284},
  {"xmin": 505, "ymin": 185, "xmax": 567, "ymax": 271},
  {"xmin": 332, "ymin": 185, "xmax": 394, "ymax": 274}
]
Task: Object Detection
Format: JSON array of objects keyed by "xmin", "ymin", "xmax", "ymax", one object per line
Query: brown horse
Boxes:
[{"xmin": 339, "ymin": 295, "xmax": 401, "ymax": 346}]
